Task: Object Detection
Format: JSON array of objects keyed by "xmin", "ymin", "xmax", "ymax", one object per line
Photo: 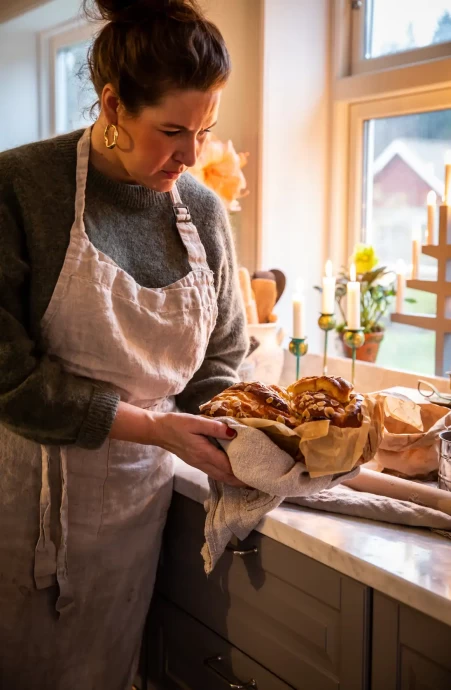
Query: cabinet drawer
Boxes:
[
  {"xmin": 147, "ymin": 595, "xmax": 294, "ymax": 690},
  {"xmin": 156, "ymin": 493, "xmax": 370, "ymax": 690},
  {"xmin": 372, "ymin": 592, "xmax": 451, "ymax": 690}
]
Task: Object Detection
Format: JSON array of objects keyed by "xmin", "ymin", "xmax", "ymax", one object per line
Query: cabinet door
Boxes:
[
  {"xmin": 156, "ymin": 493, "xmax": 370, "ymax": 690},
  {"xmin": 371, "ymin": 591, "xmax": 451, "ymax": 690},
  {"xmin": 147, "ymin": 595, "xmax": 295, "ymax": 690}
]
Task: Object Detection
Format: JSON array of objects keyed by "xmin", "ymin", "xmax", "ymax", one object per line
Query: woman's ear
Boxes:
[{"xmin": 101, "ymin": 84, "xmax": 120, "ymax": 124}]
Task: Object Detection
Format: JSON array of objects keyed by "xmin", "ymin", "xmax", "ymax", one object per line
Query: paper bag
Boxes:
[{"xmin": 370, "ymin": 398, "xmax": 450, "ymax": 480}]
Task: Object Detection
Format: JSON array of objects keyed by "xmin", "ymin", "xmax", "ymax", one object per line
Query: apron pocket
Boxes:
[{"xmin": 65, "ymin": 442, "xmax": 109, "ymax": 535}]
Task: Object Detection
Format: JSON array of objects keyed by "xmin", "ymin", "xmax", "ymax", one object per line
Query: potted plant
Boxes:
[{"xmin": 316, "ymin": 245, "xmax": 414, "ymax": 364}]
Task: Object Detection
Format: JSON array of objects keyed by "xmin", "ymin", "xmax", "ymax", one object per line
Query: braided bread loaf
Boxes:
[
  {"xmin": 287, "ymin": 376, "xmax": 364, "ymax": 428},
  {"xmin": 200, "ymin": 376, "xmax": 364, "ymax": 430},
  {"xmin": 199, "ymin": 381, "xmax": 300, "ymax": 428}
]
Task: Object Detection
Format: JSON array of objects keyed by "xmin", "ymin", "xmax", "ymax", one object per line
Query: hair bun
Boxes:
[{"xmin": 86, "ymin": 0, "xmax": 193, "ymax": 23}]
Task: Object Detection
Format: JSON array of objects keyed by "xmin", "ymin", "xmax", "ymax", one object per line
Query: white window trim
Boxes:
[
  {"xmin": 38, "ymin": 18, "xmax": 97, "ymax": 140},
  {"xmin": 347, "ymin": 88, "xmax": 451, "ymax": 253},
  {"xmin": 328, "ymin": 0, "xmax": 451, "ymax": 271},
  {"xmin": 351, "ymin": 0, "xmax": 451, "ymax": 75}
]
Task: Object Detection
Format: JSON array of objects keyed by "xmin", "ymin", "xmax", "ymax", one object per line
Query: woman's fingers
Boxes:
[
  {"xmin": 192, "ymin": 416, "xmax": 238, "ymax": 441},
  {"xmin": 151, "ymin": 412, "xmax": 244, "ymax": 486}
]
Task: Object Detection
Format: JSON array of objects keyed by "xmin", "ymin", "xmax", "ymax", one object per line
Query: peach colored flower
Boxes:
[{"xmin": 190, "ymin": 134, "xmax": 249, "ymax": 211}]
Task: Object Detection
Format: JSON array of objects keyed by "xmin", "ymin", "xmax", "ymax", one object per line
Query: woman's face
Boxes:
[{"xmin": 112, "ymin": 89, "xmax": 222, "ymax": 192}]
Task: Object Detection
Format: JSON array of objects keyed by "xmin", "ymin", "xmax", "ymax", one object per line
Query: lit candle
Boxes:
[
  {"xmin": 292, "ymin": 279, "xmax": 305, "ymax": 338},
  {"xmin": 395, "ymin": 260, "xmax": 406, "ymax": 314},
  {"xmin": 445, "ymin": 150, "xmax": 451, "ymax": 205},
  {"xmin": 427, "ymin": 190, "xmax": 436, "ymax": 245},
  {"xmin": 411, "ymin": 228, "xmax": 420, "ymax": 279},
  {"xmin": 346, "ymin": 263, "xmax": 360, "ymax": 330},
  {"xmin": 321, "ymin": 260, "xmax": 336, "ymax": 314}
]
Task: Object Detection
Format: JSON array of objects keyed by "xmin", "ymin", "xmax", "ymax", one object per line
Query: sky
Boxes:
[{"xmin": 370, "ymin": 0, "xmax": 451, "ymax": 56}]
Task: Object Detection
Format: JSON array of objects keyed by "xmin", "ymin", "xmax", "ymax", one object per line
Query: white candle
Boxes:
[
  {"xmin": 411, "ymin": 228, "xmax": 420, "ymax": 279},
  {"xmin": 321, "ymin": 260, "xmax": 336, "ymax": 314},
  {"xmin": 445, "ymin": 150, "xmax": 451, "ymax": 205},
  {"xmin": 427, "ymin": 190, "xmax": 436, "ymax": 245},
  {"xmin": 395, "ymin": 260, "xmax": 406, "ymax": 314},
  {"xmin": 292, "ymin": 279, "xmax": 305, "ymax": 338},
  {"xmin": 346, "ymin": 263, "xmax": 360, "ymax": 330}
]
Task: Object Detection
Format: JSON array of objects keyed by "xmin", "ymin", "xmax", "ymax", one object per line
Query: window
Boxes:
[
  {"xmin": 362, "ymin": 109, "xmax": 449, "ymax": 273},
  {"xmin": 55, "ymin": 39, "xmax": 96, "ymax": 135},
  {"xmin": 39, "ymin": 20, "xmax": 97, "ymax": 139},
  {"xmin": 367, "ymin": 0, "xmax": 451, "ymax": 58},
  {"xmin": 362, "ymin": 109, "xmax": 451, "ymax": 376},
  {"xmin": 351, "ymin": 0, "xmax": 451, "ymax": 73},
  {"xmin": 331, "ymin": 1, "xmax": 451, "ymax": 378}
]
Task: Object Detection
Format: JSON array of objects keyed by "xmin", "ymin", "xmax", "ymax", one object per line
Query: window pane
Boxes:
[
  {"xmin": 362, "ymin": 109, "xmax": 451, "ymax": 376},
  {"xmin": 55, "ymin": 40, "xmax": 96, "ymax": 134},
  {"xmin": 366, "ymin": 0, "xmax": 451, "ymax": 59},
  {"xmin": 376, "ymin": 316, "xmax": 436, "ymax": 376}
]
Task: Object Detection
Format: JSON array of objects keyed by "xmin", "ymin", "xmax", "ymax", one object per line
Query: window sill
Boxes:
[{"xmin": 280, "ymin": 349, "xmax": 449, "ymax": 395}]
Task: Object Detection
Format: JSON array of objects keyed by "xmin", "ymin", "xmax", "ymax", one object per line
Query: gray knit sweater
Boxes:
[{"xmin": 0, "ymin": 129, "xmax": 247, "ymax": 449}]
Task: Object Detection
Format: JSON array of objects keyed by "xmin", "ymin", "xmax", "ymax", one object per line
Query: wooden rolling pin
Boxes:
[
  {"xmin": 238, "ymin": 267, "xmax": 259, "ymax": 324},
  {"xmin": 343, "ymin": 468, "xmax": 451, "ymax": 517}
]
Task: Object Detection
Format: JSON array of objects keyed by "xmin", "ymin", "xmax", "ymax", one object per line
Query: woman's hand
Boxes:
[
  {"xmin": 148, "ymin": 412, "xmax": 245, "ymax": 487},
  {"xmin": 110, "ymin": 402, "xmax": 244, "ymax": 487}
]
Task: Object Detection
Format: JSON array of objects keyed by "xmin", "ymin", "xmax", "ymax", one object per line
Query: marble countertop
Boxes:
[{"xmin": 173, "ymin": 458, "xmax": 451, "ymax": 627}]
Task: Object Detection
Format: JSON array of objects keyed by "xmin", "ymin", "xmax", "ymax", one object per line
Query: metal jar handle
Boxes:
[
  {"xmin": 226, "ymin": 545, "xmax": 258, "ymax": 557},
  {"xmin": 204, "ymin": 655, "xmax": 258, "ymax": 689}
]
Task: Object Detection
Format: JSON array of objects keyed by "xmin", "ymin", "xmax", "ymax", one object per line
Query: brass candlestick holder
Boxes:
[
  {"xmin": 318, "ymin": 313, "xmax": 336, "ymax": 375},
  {"xmin": 289, "ymin": 337, "xmax": 308, "ymax": 379},
  {"xmin": 343, "ymin": 328, "xmax": 365, "ymax": 385}
]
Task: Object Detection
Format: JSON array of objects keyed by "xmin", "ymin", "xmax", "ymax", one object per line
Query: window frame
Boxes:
[
  {"xmin": 347, "ymin": 88, "xmax": 451, "ymax": 253},
  {"xmin": 351, "ymin": 0, "xmax": 451, "ymax": 75},
  {"xmin": 38, "ymin": 18, "xmax": 97, "ymax": 140},
  {"xmin": 329, "ymin": 0, "xmax": 451, "ymax": 271}
]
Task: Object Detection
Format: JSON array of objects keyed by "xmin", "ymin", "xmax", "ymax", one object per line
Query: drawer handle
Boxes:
[
  {"xmin": 226, "ymin": 546, "xmax": 258, "ymax": 557},
  {"xmin": 204, "ymin": 655, "xmax": 258, "ymax": 689}
]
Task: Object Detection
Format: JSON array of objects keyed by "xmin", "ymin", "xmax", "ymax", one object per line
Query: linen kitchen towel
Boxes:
[{"xmin": 201, "ymin": 418, "xmax": 358, "ymax": 574}]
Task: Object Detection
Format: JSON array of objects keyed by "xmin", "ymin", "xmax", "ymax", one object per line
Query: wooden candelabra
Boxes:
[{"xmin": 391, "ymin": 203, "xmax": 451, "ymax": 376}]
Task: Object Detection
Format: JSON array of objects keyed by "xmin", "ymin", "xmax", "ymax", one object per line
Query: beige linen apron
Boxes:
[{"xmin": 0, "ymin": 127, "xmax": 218, "ymax": 689}]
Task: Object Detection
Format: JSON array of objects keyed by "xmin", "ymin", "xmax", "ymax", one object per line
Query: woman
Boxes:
[{"xmin": 0, "ymin": 0, "xmax": 248, "ymax": 687}]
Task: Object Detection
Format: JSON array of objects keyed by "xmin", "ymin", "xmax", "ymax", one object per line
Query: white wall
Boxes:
[
  {"xmin": 261, "ymin": 0, "xmax": 331, "ymax": 353},
  {"xmin": 0, "ymin": 0, "xmax": 82, "ymax": 152},
  {"xmin": 201, "ymin": 0, "xmax": 264, "ymax": 270}
]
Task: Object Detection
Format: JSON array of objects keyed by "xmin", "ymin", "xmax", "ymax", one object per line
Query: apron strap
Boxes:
[
  {"xmin": 34, "ymin": 447, "xmax": 57, "ymax": 589},
  {"xmin": 170, "ymin": 184, "xmax": 210, "ymax": 272},
  {"xmin": 73, "ymin": 127, "xmax": 91, "ymax": 227},
  {"xmin": 55, "ymin": 448, "xmax": 75, "ymax": 615},
  {"xmin": 34, "ymin": 446, "xmax": 75, "ymax": 616}
]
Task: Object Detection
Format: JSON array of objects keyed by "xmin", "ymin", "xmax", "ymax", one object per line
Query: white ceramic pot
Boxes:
[{"xmin": 244, "ymin": 323, "xmax": 285, "ymax": 385}]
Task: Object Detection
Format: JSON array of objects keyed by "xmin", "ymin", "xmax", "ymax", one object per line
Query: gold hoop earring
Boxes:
[{"xmin": 104, "ymin": 124, "xmax": 118, "ymax": 150}]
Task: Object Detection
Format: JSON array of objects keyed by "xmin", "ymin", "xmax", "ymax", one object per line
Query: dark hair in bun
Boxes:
[{"xmin": 83, "ymin": 0, "xmax": 231, "ymax": 112}]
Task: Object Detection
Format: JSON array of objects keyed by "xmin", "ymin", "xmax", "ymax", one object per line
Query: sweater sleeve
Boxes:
[
  {"xmin": 176, "ymin": 202, "xmax": 249, "ymax": 414},
  {"xmin": 0, "ymin": 175, "xmax": 120, "ymax": 449}
]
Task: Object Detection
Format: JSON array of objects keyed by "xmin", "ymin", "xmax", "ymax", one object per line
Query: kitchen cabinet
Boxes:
[
  {"xmin": 371, "ymin": 591, "xmax": 451, "ymax": 690},
  {"xmin": 144, "ymin": 493, "xmax": 451, "ymax": 690},
  {"xmin": 146, "ymin": 493, "xmax": 370, "ymax": 690}
]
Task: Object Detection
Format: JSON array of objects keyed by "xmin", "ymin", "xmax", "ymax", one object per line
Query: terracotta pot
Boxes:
[{"xmin": 339, "ymin": 331, "xmax": 384, "ymax": 364}]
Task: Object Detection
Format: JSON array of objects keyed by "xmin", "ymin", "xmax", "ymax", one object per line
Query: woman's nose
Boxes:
[{"xmin": 175, "ymin": 137, "xmax": 198, "ymax": 168}]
